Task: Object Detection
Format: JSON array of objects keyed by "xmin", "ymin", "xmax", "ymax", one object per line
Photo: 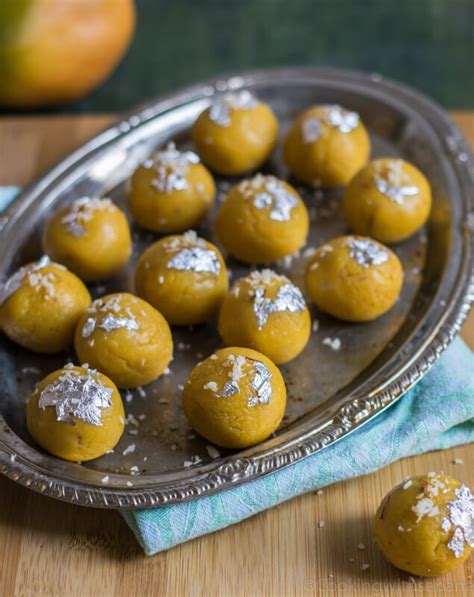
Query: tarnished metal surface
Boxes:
[{"xmin": 0, "ymin": 68, "xmax": 472, "ymax": 508}]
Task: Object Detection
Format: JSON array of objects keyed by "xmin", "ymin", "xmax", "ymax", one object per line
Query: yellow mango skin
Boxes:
[
  {"xmin": 128, "ymin": 161, "xmax": 216, "ymax": 234},
  {"xmin": 0, "ymin": 0, "xmax": 135, "ymax": 108},
  {"xmin": 135, "ymin": 236, "xmax": 228, "ymax": 326},
  {"xmin": 27, "ymin": 366, "xmax": 125, "ymax": 462},
  {"xmin": 283, "ymin": 105, "xmax": 370, "ymax": 187},
  {"xmin": 74, "ymin": 293, "xmax": 173, "ymax": 389},
  {"xmin": 192, "ymin": 102, "xmax": 278, "ymax": 176},
  {"xmin": 374, "ymin": 474, "xmax": 472, "ymax": 577},
  {"xmin": 219, "ymin": 275, "xmax": 311, "ymax": 364},
  {"xmin": 183, "ymin": 347, "xmax": 286, "ymax": 449},
  {"xmin": 343, "ymin": 158, "xmax": 432, "ymax": 244},
  {"xmin": 216, "ymin": 179, "xmax": 309, "ymax": 264},
  {"xmin": 305, "ymin": 236, "xmax": 403, "ymax": 322},
  {"xmin": 43, "ymin": 201, "xmax": 132, "ymax": 282},
  {"xmin": 0, "ymin": 262, "xmax": 91, "ymax": 353}
]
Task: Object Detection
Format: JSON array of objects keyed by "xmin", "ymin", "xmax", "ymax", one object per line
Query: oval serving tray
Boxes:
[{"xmin": 0, "ymin": 68, "xmax": 473, "ymax": 509}]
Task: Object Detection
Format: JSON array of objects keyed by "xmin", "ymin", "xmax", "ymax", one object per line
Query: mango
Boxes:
[{"xmin": 0, "ymin": 0, "xmax": 135, "ymax": 108}]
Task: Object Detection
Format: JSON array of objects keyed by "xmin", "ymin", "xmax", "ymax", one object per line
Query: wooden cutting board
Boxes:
[{"xmin": 0, "ymin": 113, "xmax": 473, "ymax": 597}]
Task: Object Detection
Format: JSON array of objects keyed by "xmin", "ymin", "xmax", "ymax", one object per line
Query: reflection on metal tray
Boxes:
[{"xmin": 0, "ymin": 68, "xmax": 472, "ymax": 508}]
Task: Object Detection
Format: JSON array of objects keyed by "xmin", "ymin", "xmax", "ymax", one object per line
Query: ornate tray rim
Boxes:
[{"xmin": 0, "ymin": 67, "xmax": 473, "ymax": 509}]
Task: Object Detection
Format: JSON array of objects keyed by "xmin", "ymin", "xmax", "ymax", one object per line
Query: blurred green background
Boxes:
[{"xmin": 70, "ymin": 0, "xmax": 474, "ymax": 111}]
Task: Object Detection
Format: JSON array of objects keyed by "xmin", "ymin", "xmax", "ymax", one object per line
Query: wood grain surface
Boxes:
[{"xmin": 0, "ymin": 112, "xmax": 473, "ymax": 597}]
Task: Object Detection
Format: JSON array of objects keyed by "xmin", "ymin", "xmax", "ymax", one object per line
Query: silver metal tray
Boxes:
[{"xmin": 0, "ymin": 68, "xmax": 473, "ymax": 509}]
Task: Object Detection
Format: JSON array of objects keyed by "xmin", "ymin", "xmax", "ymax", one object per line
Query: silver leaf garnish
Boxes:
[
  {"xmin": 448, "ymin": 527, "xmax": 467, "ymax": 559},
  {"xmin": 441, "ymin": 518, "xmax": 452, "ymax": 532},
  {"xmin": 375, "ymin": 177, "xmax": 419, "ymax": 205},
  {"xmin": 248, "ymin": 361, "xmax": 272, "ymax": 407},
  {"xmin": 81, "ymin": 317, "xmax": 97, "ymax": 338},
  {"xmin": 252, "ymin": 177, "xmax": 298, "ymax": 222},
  {"xmin": 218, "ymin": 358, "xmax": 272, "ymax": 406},
  {"xmin": 326, "ymin": 105, "xmax": 360, "ymax": 133},
  {"xmin": 148, "ymin": 142, "xmax": 200, "ymax": 195},
  {"xmin": 221, "ymin": 381, "xmax": 240, "ymax": 397},
  {"xmin": 301, "ymin": 117, "xmax": 322, "ymax": 143},
  {"xmin": 345, "ymin": 238, "xmax": 389, "ymax": 268},
  {"xmin": 151, "ymin": 170, "xmax": 188, "ymax": 194},
  {"xmin": 167, "ymin": 247, "xmax": 221, "ymax": 275},
  {"xmin": 150, "ymin": 142, "xmax": 199, "ymax": 169},
  {"xmin": 373, "ymin": 160, "xmax": 420, "ymax": 205},
  {"xmin": 300, "ymin": 105, "xmax": 359, "ymax": 144},
  {"xmin": 209, "ymin": 90, "xmax": 258, "ymax": 127},
  {"xmin": 39, "ymin": 368, "xmax": 113, "ymax": 426},
  {"xmin": 0, "ymin": 255, "xmax": 50, "ymax": 306},
  {"xmin": 316, "ymin": 244, "xmax": 334, "ymax": 258},
  {"xmin": 253, "ymin": 283, "xmax": 306, "ymax": 330},
  {"xmin": 60, "ymin": 197, "xmax": 115, "ymax": 237},
  {"xmin": 99, "ymin": 313, "xmax": 139, "ymax": 333},
  {"xmin": 412, "ymin": 475, "xmax": 474, "ymax": 559},
  {"xmin": 81, "ymin": 296, "xmax": 140, "ymax": 338},
  {"xmin": 446, "ymin": 484, "xmax": 474, "ymax": 557},
  {"xmin": 82, "ymin": 313, "xmax": 139, "ymax": 338},
  {"xmin": 164, "ymin": 229, "xmax": 207, "ymax": 251}
]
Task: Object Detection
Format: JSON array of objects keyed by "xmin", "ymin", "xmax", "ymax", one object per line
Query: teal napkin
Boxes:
[
  {"xmin": 1, "ymin": 188, "xmax": 473, "ymax": 555},
  {"xmin": 0, "ymin": 186, "xmax": 19, "ymax": 211},
  {"xmin": 122, "ymin": 339, "xmax": 474, "ymax": 554}
]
